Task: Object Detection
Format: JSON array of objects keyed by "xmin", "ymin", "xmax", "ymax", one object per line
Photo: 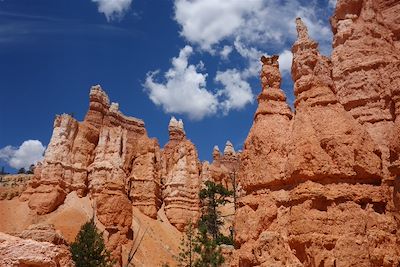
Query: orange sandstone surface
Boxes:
[{"xmin": 1, "ymin": 0, "xmax": 400, "ymax": 266}]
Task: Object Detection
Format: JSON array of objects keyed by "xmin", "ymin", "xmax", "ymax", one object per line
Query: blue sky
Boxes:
[{"xmin": 0, "ymin": 0, "xmax": 336, "ymax": 172}]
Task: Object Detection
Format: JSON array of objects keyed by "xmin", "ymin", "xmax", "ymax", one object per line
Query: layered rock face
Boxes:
[
  {"xmin": 234, "ymin": 17, "xmax": 400, "ymax": 267},
  {"xmin": 0, "ymin": 174, "xmax": 32, "ymax": 200},
  {"xmin": 239, "ymin": 55, "xmax": 292, "ymax": 193},
  {"xmin": 20, "ymin": 85, "xmax": 162, "ymax": 263},
  {"xmin": 161, "ymin": 117, "xmax": 201, "ymax": 231},
  {"xmin": 0, "ymin": 230, "xmax": 74, "ymax": 267},
  {"xmin": 331, "ymin": 0, "xmax": 400, "ymax": 179},
  {"xmin": 287, "ymin": 18, "xmax": 382, "ymax": 183}
]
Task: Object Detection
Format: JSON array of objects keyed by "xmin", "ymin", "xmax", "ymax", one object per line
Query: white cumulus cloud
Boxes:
[
  {"xmin": 215, "ymin": 69, "xmax": 254, "ymax": 114},
  {"xmin": 278, "ymin": 50, "xmax": 293, "ymax": 74},
  {"xmin": 144, "ymin": 46, "xmax": 256, "ymax": 120},
  {"xmin": 92, "ymin": 0, "xmax": 132, "ymax": 21},
  {"xmin": 0, "ymin": 140, "xmax": 45, "ymax": 170},
  {"xmin": 329, "ymin": 0, "xmax": 337, "ymax": 8},
  {"xmin": 144, "ymin": 46, "xmax": 219, "ymax": 120},
  {"xmin": 174, "ymin": 0, "xmax": 332, "ymax": 55},
  {"xmin": 174, "ymin": 0, "xmax": 262, "ymax": 51},
  {"xmin": 220, "ymin": 45, "xmax": 233, "ymax": 60}
]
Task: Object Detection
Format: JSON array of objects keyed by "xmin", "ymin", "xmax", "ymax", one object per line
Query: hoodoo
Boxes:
[{"xmin": 1, "ymin": 0, "xmax": 400, "ymax": 266}]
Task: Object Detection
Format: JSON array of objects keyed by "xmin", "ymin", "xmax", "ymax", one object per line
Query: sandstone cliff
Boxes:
[
  {"xmin": 19, "ymin": 85, "xmax": 163, "ymax": 263},
  {"xmin": 331, "ymin": 0, "xmax": 400, "ymax": 179},
  {"xmin": 1, "ymin": 0, "xmax": 400, "ymax": 266},
  {"xmin": 233, "ymin": 13, "xmax": 400, "ymax": 267},
  {"xmin": 0, "ymin": 226, "xmax": 74, "ymax": 267}
]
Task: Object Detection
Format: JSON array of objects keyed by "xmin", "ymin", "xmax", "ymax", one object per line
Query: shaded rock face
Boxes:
[
  {"xmin": 331, "ymin": 0, "xmax": 400, "ymax": 179},
  {"xmin": 161, "ymin": 117, "xmax": 201, "ymax": 231},
  {"xmin": 0, "ymin": 231, "xmax": 74, "ymax": 267},
  {"xmin": 234, "ymin": 13, "xmax": 400, "ymax": 267}
]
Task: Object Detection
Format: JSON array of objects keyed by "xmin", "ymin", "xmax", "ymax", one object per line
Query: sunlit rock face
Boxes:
[
  {"xmin": 21, "ymin": 85, "xmax": 162, "ymax": 263},
  {"xmin": 239, "ymin": 55, "xmax": 293, "ymax": 194},
  {"xmin": 233, "ymin": 6, "xmax": 400, "ymax": 265},
  {"xmin": 203, "ymin": 141, "xmax": 240, "ymax": 191},
  {"xmin": 331, "ymin": 0, "xmax": 400, "ymax": 180},
  {"xmin": 2, "ymin": 1, "xmax": 400, "ymax": 266},
  {"xmin": 161, "ymin": 117, "xmax": 202, "ymax": 231},
  {"xmin": 0, "ymin": 230, "xmax": 74, "ymax": 267}
]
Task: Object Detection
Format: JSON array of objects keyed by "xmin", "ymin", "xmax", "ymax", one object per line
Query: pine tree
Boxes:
[
  {"xmin": 70, "ymin": 218, "xmax": 115, "ymax": 267},
  {"xmin": 194, "ymin": 181, "xmax": 233, "ymax": 267},
  {"xmin": 177, "ymin": 222, "xmax": 197, "ymax": 267}
]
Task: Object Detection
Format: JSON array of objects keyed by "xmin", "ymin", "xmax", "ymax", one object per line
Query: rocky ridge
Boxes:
[
  {"xmin": 233, "ymin": 3, "xmax": 400, "ymax": 265},
  {"xmin": 0, "ymin": 0, "xmax": 400, "ymax": 266}
]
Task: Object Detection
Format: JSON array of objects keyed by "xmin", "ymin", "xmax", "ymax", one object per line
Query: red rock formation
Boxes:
[
  {"xmin": 161, "ymin": 117, "xmax": 201, "ymax": 231},
  {"xmin": 233, "ymin": 17, "xmax": 400, "ymax": 267},
  {"xmin": 0, "ymin": 174, "xmax": 32, "ymax": 200},
  {"xmin": 239, "ymin": 55, "xmax": 292, "ymax": 193},
  {"xmin": 17, "ymin": 224, "xmax": 68, "ymax": 245},
  {"xmin": 287, "ymin": 17, "xmax": 382, "ymax": 183},
  {"xmin": 21, "ymin": 85, "xmax": 162, "ymax": 264},
  {"xmin": 331, "ymin": 0, "xmax": 400, "ymax": 179},
  {"xmin": 0, "ymin": 232, "xmax": 74, "ymax": 267},
  {"xmin": 206, "ymin": 142, "xmax": 240, "ymax": 191}
]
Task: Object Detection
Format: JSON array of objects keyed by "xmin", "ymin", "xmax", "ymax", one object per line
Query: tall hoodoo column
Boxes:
[
  {"xmin": 233, "ymin": 17, "xmax": 399, "ymax": 267},
  {"xmin": 161, "ymin": 117, "xmax": 201, "ymax": 231},
  {"xmin": 238, "ymin": 55, "xmax": 293, "ymax": 193},
  {"xmin": 286, "ymin": 17, "xmax": 382, "ymax": 183}
]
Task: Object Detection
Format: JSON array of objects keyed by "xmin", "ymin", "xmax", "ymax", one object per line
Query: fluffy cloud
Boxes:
[
  {"xmin": 174, "ymin": 0, "xmax": 332, "ymax": 55},
  {"xmin": 144, "ymin": 46, "xmax": 218, "ymax": 120},
  {"xmin": 144, "ymin": 1, "xmax": 335, "ymax": 119},
  {"xmin": 220, "ymin": 45, "xmax": 233, "ymax": 60},
  {"xmin": 278, "ymin": 50, "xmax": 293, "ymax": 74},
  {"xmin": 144, "ymin": 46, "xmax": 255, "ymax": 120},
  {"xmin": 92, "ymin": 0, "xmax": 132, "ymax": 21},
  {"xmin": 0, "ymin": 140, "xmax": 45, "ymax": 170},
  {"xmin": 174, "ymin": 0, "xmax": 262, "ymax": 51},
  {"xmin": 215, "ymin": 69, "xmax": 254, "ymax": 114}
]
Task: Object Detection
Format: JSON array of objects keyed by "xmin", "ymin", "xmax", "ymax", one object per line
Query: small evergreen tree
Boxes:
[
  {"xmin": 17, "ymin": 167, "xmax": 26, "ymax": 174},
  {"xmin": 194, "ymin": 223, "xmax": 224, "ymax": 267},
  {"xmin": 194, "ymin": 181, "xmax": 233, "ymax": 267},
  {"xmin": 70, "ymin": 218, "xmax": 115, "ymax": 267},
  {"xmin": 177, "ymin": 222, "xmax": 197, "ymax": 267}
]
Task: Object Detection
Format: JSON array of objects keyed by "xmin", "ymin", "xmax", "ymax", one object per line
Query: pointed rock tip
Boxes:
[
  {"xmin": 224, "ymin": 141, "xmax": 235, "ymax": 155},
  {"xmin": 110, "ymin": 102, "xmax": 119, "ymax": 112},
  {"xmin": 261, "ymin": 55, "xmax": 279, "ymax": 66},
  {"xmin": 168, "ymin": 116, "xmax": 185, "ymax": 137},
  {"xmin": 295, "ymin": 17, "xmax": 310, "ymax": 40},
  {"xmin": 89, "ymin": 84, "xmax": 110, "ymax": 106}
]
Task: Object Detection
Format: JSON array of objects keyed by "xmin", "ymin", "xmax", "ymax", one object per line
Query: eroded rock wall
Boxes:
[
  {"xmin": 0, "ymin": 231, "xmax": 74, "ymax": 267},
  {"xmin": 20, "ymin": 85, "xmax": 162, "ymax": 264},
  {"xmin": 161, "ymin": 117, "xmax": 201, "ymax": 231},
  {"xmin": 234, "ymin": 14, "xmax": 400, "ymax": 267},
  {"xmin": 331, "ymin": 0, "xmax": 400, "ymax": 179}
]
